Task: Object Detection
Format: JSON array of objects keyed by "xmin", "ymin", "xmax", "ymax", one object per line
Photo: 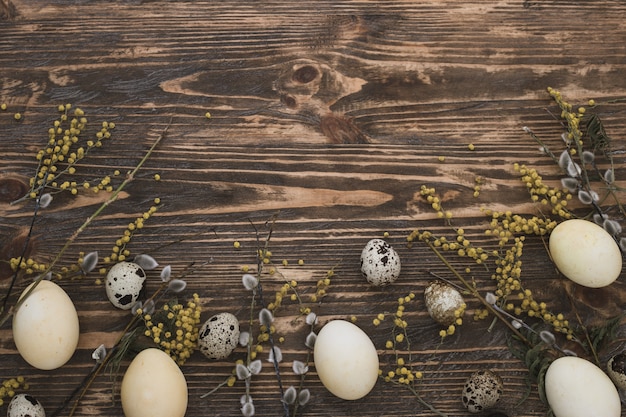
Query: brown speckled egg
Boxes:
[
  {"xmin": 424, "ymin": 280, "xmax": 465, "ymax": 327},
  {"xmin": 462, "ymin": 369, "xmax": 503, "ymax": 413},
  {"xmin": 198, "ymin": 312, "xmax": 240, "ymax": 360}
]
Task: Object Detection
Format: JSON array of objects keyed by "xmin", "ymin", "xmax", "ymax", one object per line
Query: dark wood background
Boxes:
[{"xmin": 1, "ymin": 1, "xmax": 625, "ymax": 416}]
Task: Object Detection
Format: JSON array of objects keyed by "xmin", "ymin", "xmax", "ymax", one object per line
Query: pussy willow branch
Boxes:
[
  {"xmin": 525, "ymin": 119, "xmax": 626, "ymax": 235},
  {"xmin": 291, "ymin": 342, "xmax": 311, "ymax": 417},
  {"xmin": 249, "ymin": 214, "xmax": 290, "ymax": 417},
  {"xmin": 423, "ymin": 240, "xmax": 531, "ymax": 347},
  {"xmin": 63, "ymin": 278, "xmax": 172, "ymax": 417},
  {"xmin": 0, "ymin": 118, "xmax": 172, "ymax": 328},
  {"xmin": 1, "ymin": 187, "xmax": 47, "ymax": 315}
]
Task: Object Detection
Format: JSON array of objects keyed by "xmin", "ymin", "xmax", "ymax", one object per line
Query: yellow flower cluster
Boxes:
[
  {"xmin": 308, "ymin": 268, "xmax": 333, "ymax": 305},
  {"xmin": 267, "ymin": 280, "xmax": 296, "ymax": 312},
  {"xmin": 514, "ymin": 164, "xmax": 573, "ymax": 219},
  {"xmin": 0, "ymin": 377, "xmax": 27, "ymax": 406},
  {"xmin": 375, "ymin": 292, "xmax": 416, "ymax": 348},
  {"xmin": 55, "ymin": 252, "xmax": 89, "ymax": 279},
  {"xmin": 476, "ymin": 208, "xmax": 572, "ymax": 337},
  {"xmin": 258, "ymin": 248, "xmax": 272, "ymax": 265},
  {"xmin": 250, "ymin": 280, "xmax": 295, "ymax": 358},
  {"xmin": 376, "ymin": 293, "xmax": 424, "ymax": 386},
  {"xmin": 411, "ymin": 184, "xmax": 574, "ymax": 339},
  {"xmin": 438, "ymin": 303, "xmax": 467, "ymax": 339},
  {"xmin": 419, "ymin": 185, "xmax": 452, "ymax": 220},
  {"xmin": 248, "ymin": 345, "xmax": 262, "ymax": 360},
  {"xmin": 408, "ymin": 227, "xmax": 490, "ymax": 267},
  {"xmin": 483, "ymin": 209, "xmax": 558, "ymax": 246},
  {"xmin": 516, "ymin": 290, "xmax": 573, "ymax": 339},
  {"xmin": 9, "ymin": 257, "xmax": 47, "ymax": 276},
  {"xmin": 251, "ymin": 322, "xmax": 276, "ymax": 360},
  {"xmin": 492, "ymin": 236, "xmax": 524, "ymax": 298},
  {"xmin": 382, "ymin": 364, "xmax": 424, "ymax": 385},
  {"xmin": 139, "ymin": 294, "xmax": 202, "ymax": 365},
  {"xmin": 547, "ymin": 87, "xmax": 585, "ymax": 146},
  {"xmin": 101, "ymin": 199, "xmax": 161, "ymax": 266},
  {"xmin": 475, "ymin": 289, "xmax": 574, "ymax": 339},
  {"xmin": 28, "ymin": 105, "xmax": 115, "ymax": 198},
  {"xmin": 473, "ymin": 176, "xmax": 484, "ymax": 198}
]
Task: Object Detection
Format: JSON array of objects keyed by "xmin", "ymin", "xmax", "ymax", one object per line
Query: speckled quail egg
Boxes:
[
  {"xmin": 360, "ymin": 239, "xmax": 401, "ymax": 286},
  {"xmin": 7, "ymin": 394, "xmax": 46, "ymax": 417},
  {"xmin": 424, "ymin": 280, "xmax": 465, "ymax": 327},
  {"xmin": 198, "ymin": 312, "xmax": 240, "ymax": 360},
  {"xmin": 461, "ymin": 369, "xmax": 503, "ymax": 413},
  {"xmin": 105, "ymin": 261, "xmax": 146, "ymax": 310},
  {"xmin": 607, "ymin": 352, "xmax": 626, "ymax": 391}
]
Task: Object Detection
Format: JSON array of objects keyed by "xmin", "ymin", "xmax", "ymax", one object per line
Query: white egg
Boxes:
[
  {"xmin": 549, "ymin": 219, "xmax": 622, "ymax": 288},
  {"xmin": 12, "ymin": 280, "xmax": 80, "ymax": 370},
  {"xmin": 121, "ymin": 348, "xmax": 188, "ymax": 417},
  {"xmin": 106, "ymin": 262, "xmax": 146, "ymax": 310},
  {"xmin": 545, "ymin": 356, "xmax": 621, "ymax": 417},
  {"xmin": 7, "ymin": 394, "xmax": 46, "ymax": 417},
  {"xmin": 360, "ymin": 238, "xmax": 401, "ymax": 286},
  {"xmin": 313, "ymin": 319, "xmax": 379, "ymax": 400}
]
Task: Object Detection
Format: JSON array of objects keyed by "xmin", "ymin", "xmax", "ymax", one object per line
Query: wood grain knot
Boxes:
[
  {"xmin": 274, "ymin": 59, "xmax": 368, "ymax": 143},
  {"xmin": 0, "ymin": 177, "xmax": 29, "ymax": 204},
  {"xmin": 0, "ymin": 0, "xmax": 17, "ymax": 20},
  {"xmin": 320, "ymin": 113, "xmax": 369, "ymax": 144},
  {"xmin": 292, "ymin": 65, "xmax": 319, "ymax": 84},
  {"xmin": 280, "ymin": 94, "xmax": 297, "ymax": 109},
  {"xmin": 273, "ymin": 60, "xmax": 324, "ymax": 100}
]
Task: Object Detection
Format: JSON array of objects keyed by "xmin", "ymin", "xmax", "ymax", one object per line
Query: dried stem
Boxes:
[
  {"xmin": 404, "ymin": 383, "xmax": 449, "ymax": 417},
  {"xmin": 248, "ymin": 214, "xmax": 290, "ymax": 417},
  {"xmin": 423, "ymin": 240, "xmax": 531, "ymax": 346},
  {"xmin": 65, "ymin": 279, "xmax": 171, "ymax": 417},
  {"xmin": 0, "ymin": 118, "xmax": 171, "ymax": 328}
]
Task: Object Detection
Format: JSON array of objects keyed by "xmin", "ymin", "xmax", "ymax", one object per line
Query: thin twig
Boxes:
[
  {"xmin": 0, "ymin": 118, "xmax": 172, "ymax": 328},
  {"xmin": 65, "ymin": 278, "xmax": 172, "ymax": 417},
  {"xmin": 564, "ymin": 291, "xmax": 600, "ymax": 366},
  {"xmin": 1, "ymin": 191, "xmax": 46, "ymax": 315},
  {"xmin": 423, "ymin": 240, "xmax": 531, "ymax": 346},
  {"xmin": 248, "ymin": 214, "xmax": 290, "ymax": 417},
  {"xmin": 404, "ymin": 382, "xmax": 449, "ymax": 417},
  {"xmin": 199, "ymin": 377, "xmax": 231, "ymax": 399}
]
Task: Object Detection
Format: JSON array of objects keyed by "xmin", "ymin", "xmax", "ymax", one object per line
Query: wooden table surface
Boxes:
[{"xmin": 1, "ymin": 1, "xmax": 625, "ymax": 416}]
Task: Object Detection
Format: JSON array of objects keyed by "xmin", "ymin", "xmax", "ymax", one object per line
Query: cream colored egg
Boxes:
[
  {"xmin": 12, "ymin": 280, "xmax": 80, "ymax": 370},
  {"xmin": 313, "ymin": 320, "xmax": 379, "ymax": 400},
  {"xmin": 545, "ymin": 356, "xmax": 621, "ymax": 417},
  {"xmin": 549, "ymin": 219, "xmax": 622, "ymax": 288},
  {"xmin": 121, "ymin": 348, "xmax": 188, "ymax": 417}
]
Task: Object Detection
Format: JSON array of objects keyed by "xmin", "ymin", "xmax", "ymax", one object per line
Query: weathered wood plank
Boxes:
[{"xmin": 1, "ymin": 1, "xmax": 625, "ymax": 416}]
